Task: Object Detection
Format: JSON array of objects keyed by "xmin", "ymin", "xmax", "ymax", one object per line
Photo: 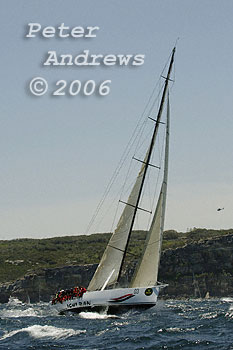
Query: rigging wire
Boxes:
[
  {"xmin": 85, "ymin": 53, "xmax": 172, "ymax": 235},
  {"xmin": 111, "ymin": 111, "xmax": 164, "ymax": 233}
]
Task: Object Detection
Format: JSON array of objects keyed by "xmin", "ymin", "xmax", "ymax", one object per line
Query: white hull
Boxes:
[{"xmin": 53, "ymin": 286, "xmax": 161, "ymax": 314}]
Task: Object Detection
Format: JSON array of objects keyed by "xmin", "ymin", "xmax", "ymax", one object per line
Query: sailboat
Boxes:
[{"xmin": 52, "ymin": 47, "xmax": 175, "ymax": 314}]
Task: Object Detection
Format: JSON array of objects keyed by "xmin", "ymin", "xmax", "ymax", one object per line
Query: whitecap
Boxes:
[
  {"xmin": 166, "ymin": 327, "xmax": 184, "ymax": 332},
  {"xmin": 0, "ymin": 301, "xmax": 58, "ymax": 319},
  {"xmin": 225, "ymin": 303, "xmax": 233, "ymax": 319},
  {"xmin": 0, "ymin": 325, "xmax": 86, "ymax": 341},
  {"xmin": 221, "ymin": 297, "xmax": 233, "ymax": 303},
  {"xmin": 79, "ymin": 311, "xmax": 119, "ymax": 319},
  {"xmin": 201, "ymin": 312, "xmax": 218, "ymax": 319},
  {"xmin": 158, "ymin": 327, "xmax": 195, "ymax": 333},
  {"xmin": 113, "ymin": 321, "xmax": 129, "ymax": 326},
  {"xmin": 225, "ymin": 311, "xmax": 233, "ymax": 319},
  {"xmin": 7, "ymin": 297, "xmax": 23, "ymax": 305},
  {"xmin": 1, "ymin": 307, "xmax": 37, "ymax": 318},
  {"xmin": 96, "ymin": 328, "xmax": 110, "ymax": 336}
]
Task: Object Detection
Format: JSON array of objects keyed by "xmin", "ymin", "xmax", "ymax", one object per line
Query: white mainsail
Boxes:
[
  {"xmin": 88, "ymin": 152, "xmax": 150, "ymax": 291},
  {"xmin": 130, "ymin": 94, "xmax": 170, "ymax": 287}
]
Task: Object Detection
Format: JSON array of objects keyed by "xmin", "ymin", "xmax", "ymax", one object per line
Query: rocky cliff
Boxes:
[
  {"xmin": 158, "ymin": 234, "xmax": 233, "ymax": 298},
  {"xmin": 0, "ymin": 234, "xmax": 232, "ymax": 303},
  {"xmin": 0, "ymin": 264, "xmax": 97, "ymax": 303}
]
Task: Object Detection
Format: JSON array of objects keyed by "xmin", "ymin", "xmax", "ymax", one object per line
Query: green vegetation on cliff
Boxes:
[{"xmin": 0, "ymin": 228, "xmax": 232, "ymax": 283}]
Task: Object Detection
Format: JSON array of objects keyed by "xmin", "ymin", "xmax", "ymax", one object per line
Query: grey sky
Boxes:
[{"xmin": 0, "ymin": 0, "xmax": 233, "ymax": 239}]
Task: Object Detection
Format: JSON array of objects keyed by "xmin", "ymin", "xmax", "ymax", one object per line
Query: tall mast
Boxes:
[{"xmin": 117, "ymin": 47, "xmax": 175, "ymax": 283}]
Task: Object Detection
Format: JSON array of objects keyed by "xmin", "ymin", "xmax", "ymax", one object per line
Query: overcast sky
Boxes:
[{"xmin": 0, "ymin": 0, "xmax": 233, "ymax": 239}]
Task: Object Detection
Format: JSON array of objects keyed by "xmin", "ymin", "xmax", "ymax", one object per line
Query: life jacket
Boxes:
[{"xmin": 78, "ymin": 287, "xmax": 87, "ymax": 298}]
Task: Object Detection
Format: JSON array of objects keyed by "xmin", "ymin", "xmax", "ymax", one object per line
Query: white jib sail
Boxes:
[{"xmin": 130, "ymin": 94, "xmax": 170, "ymax": 288}]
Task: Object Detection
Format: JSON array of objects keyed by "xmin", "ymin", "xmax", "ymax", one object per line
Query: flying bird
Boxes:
[{"xmin": 217, "ymin": 207, "xmax": 224, "ymax": 212}]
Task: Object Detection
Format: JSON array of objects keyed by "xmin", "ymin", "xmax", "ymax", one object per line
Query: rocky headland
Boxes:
[{"xmin": 0, "ymin": 233, "xmax": 232, "ymax": 303}]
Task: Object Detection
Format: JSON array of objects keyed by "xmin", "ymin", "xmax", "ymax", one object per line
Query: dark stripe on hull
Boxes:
[
  {"xmin": 60, "ymin": 303, "xmax": 156, "ymax": 315},
  {"xmin": 60, "ymin": 305, "xmax": 107, "ymax": 315},
  {"xmin": 108, "ymin": 303, "xmax": 156, "ymax": 314}
]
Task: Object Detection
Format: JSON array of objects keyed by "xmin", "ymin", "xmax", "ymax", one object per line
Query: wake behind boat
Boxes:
[{"xmin": 52, "ymin": 47, "xmax": 176, "ymax": 314}]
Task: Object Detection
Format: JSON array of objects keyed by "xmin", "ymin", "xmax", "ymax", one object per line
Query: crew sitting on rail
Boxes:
[
  {"xmin": 78, "ymin": 286, "xmax": 87, "ymax": 298},
  {"xmin": 52, "ymin": 286, "xmax": 87, "ymax": 304}
]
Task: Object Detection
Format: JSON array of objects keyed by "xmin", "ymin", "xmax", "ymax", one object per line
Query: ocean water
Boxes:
[{"xmin": 0, "ymin": 298, "xmax": 232, "ymax": 350}]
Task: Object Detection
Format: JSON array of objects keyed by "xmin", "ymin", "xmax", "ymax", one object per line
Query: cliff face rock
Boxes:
[
  {"xmin": 159, "ymin": 234, "xmax": 233, "ymax": 298},
  {"xmin": 0, "ymin": 264, "xmax": 97, "ymax": 303},
  {"xmin": 0, "ymin": 234, "xmax": 232, "ymax": 303}
]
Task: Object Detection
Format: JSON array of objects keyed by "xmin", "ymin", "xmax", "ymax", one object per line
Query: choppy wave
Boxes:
[
  {"xmin": 221, "ymin": 297, "xmax": 233, "ymax": 303},
  {"xmin": 0, "ymin": 299, "xmax": 57, "ymax": 319},
  {"xmin": 225, "ymin": 303, "xmax": 233, "ymax": 320},
  {"xmin": 1, "ymin": 325, "xmax": 86, "ymax": 341},
  {"xmin": 1, "ymin": 307, "xmax": 38, "ymax": 318},
  {"xmin": 158, "ymin": 327, "xmax": 196, "ymax": 333},
  {"xmin": 7, "ymin": 297, "xmax": 23, "ymax": 305},
  {"xmin": 0, "ymin": 299, "xmax": 232, "ymax": 350},
  {"xmin": 79, "ymin": 311, "xmax": 119, "ymax": 319}
]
